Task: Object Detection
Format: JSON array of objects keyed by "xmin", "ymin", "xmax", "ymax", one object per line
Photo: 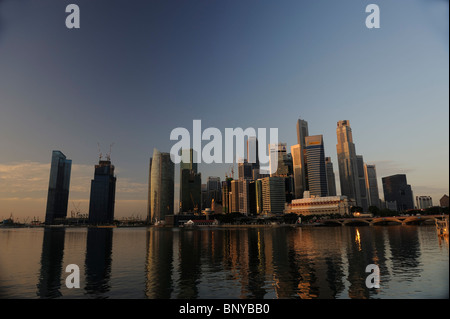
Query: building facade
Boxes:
[
  {"xmin": 305, "ymin": 135, "xmax": 328, "ymax": 198},
  {"xmin": 325, "ymin": 157, "xmax": 337, "ymax": 196},
  {"xmin": 416, "ymin": 196, "xmax": 433, "ymax": 209},
  {"xmin": 45, "ymin": 150, "xmax": 72, "ymax": 224},
  {"xmin": 288, "ymin": 195, "xmax": 351, "ymax": 216},
  {"xmin": 364, "ymin": 164, "xmax": 380, "ymax": 208},
  {"xmin": 88, "ymin": 159, "xmax": 116, "ymax": 225},
  {"xmin": 261, "ymin": 177, "xmax": 286, "ymax": 214},
  {"xmin": 336, "ymin": 120, "xmax": 362, "ymax": 207},
  {"xmin": 382, "ymin": 174, "xmax": 414, "ymax": 211},
  {"xmin": 149, "ymin": 148, "xmax": 174, "ymax": 223}
]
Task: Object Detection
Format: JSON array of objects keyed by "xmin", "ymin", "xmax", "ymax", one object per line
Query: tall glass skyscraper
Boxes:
[
  {"xmin": 180, "ymin": 148, "xmax": 201, "ymax": 213},
  {"xmin": 88, "ymin": 159, "xmax": 116, "ymax": 225},
  {"xmin": 150, "ymin": 148, "xmax": 174, "ymax": 223},
  {"xmin": 292, "ymin": 117, "xmax": 309, "ymax": 199},
  {"xmin": 364, "ymin": 164, "xmax": 380, "ymax": 208},
  {"xmin": 382, "ymin": 174, "xmax": 414, "ymax": 211},
  {"xmin": 325, "ymin": 157, "xmax": 337, "ymax": 196},
  {"xmin": 336, "ymin": 120, "xmax": 361, "ymax": 207},
  {"xmin": 305, "ymin": 135, "xmax": 328, "ymax": 197},
  {"xmin": 45, "ymin": 150, "xmax": 72, "ymax": 225}
]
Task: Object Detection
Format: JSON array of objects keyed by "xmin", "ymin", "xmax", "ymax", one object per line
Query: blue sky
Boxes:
[{"xmin": 0, "ymin": 0, "xmax": 448, "ymax": 220}]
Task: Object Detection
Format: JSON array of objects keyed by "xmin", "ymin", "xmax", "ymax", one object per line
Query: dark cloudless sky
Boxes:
[{"xmin": 0, "ymin": 0, "xmax": 448, "ymax": 218}]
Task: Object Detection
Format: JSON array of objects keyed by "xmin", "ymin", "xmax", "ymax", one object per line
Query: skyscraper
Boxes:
[
  {"xmin": 230, "ymin": 180, "xmax": 240, "ymax": 213},
  {"xmin": 88, "ymin": 159, "xmax": 116, "ymax": 225},
  {"xmin": 382, "ymin": 174, "xmax": 414, "ymax": 211},
  {"xmin": 45, "ymin": 150, "xmax": 72, "ymax": 225},
  {"xmin": 356, "ymin": 155, "xmax": 369, "ymax": 212},
  {"xmin": 150, "ymin": 148, "xmax": 174, "ymax": 223},
  {"xmin": 180, "ymin": 148, "xmax": 201, "ymax": 213},
  {"xmin": 147, "ymin": 157, "xmax": 152, "ymax": 223},
  {"xmin": 261, "ymin": 177, "xmax": 286, "ymax": 214},
  {"xmin": 325, "ymin": 157, "xmax": 337, "ymax": 196},
  {"xmin": 305, "ymin": 135, "xmax": 328, "ymax": 197},
  {"xmin": 364, "ymin": 164, "xmax": 380, "ymax": 208},
  {"xmin": 292, "ymin": 118, "xmax": 309, "ymax": 199},
  {"xmin": 336, "ymin": 120, "xmax": 361, "ymax": 207}
]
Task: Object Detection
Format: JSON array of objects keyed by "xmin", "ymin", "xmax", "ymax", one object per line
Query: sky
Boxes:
[{"xmin": 0, "ymin": 0, "xmax": 448, "ymax": 221}]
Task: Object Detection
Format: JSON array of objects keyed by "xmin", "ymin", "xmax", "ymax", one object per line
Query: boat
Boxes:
[{"xmin": 435, "ymin": 216, "xmax": 448, "ymax": 237}]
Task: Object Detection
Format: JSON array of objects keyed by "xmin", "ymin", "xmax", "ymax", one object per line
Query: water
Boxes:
[{"xmin": 0, "ymin": 225, "xmax": 448, "ymax": 299}]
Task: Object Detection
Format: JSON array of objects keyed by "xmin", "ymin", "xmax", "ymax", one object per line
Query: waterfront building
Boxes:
[
  {"xmin": 305, "ymin": 135, "xmax": 328, "ymax": 198},
  {"xmin": 288, "ymin": 195, "xmax": 351, "ymax": 216},
  {"xmin": 238, "ymin": 160, "xmax": 253, "ymax": 180},
  {"xmin": 261, "ymin": 177, "xmax": 286, "ymax": 214},
  {"xmin": 356, "ymin": 155, "xmax": 369, "ymax": 212},
  {"xmin": 291, "ymin": 144, "xmax": 306, "ymax": 199},
  {"xmin": 325, "ymin": 157, "xmax": 337, "ymax": 196},
  {"xmin": 180, "ymin": 148, "xmax": 201, "ymax": 213},
  {"xmin": 45, "ymin": 150, "xmax": 72, "ymax": 224},
  {"xmin": 149, "ymin": 148, "xmax": 174, "ymax": 223},
  {"xmin": 336, "ymin": 120, "xmax": 362, "ymax": 207},
  {"xmin": 221, "ymin": 178, "xmax": 232, "ymax": 213},
  {"xmin": 269, "ymin": 143, "xmax": 293, "ymax": 177},
  {"xmin": 364, "ymin": 164, "xmax": 380, "ymax": 208},
  {"xmin": 147, "ymin": 157, "xmax": 152, "ymax": 223},
  {"xmin": 230, "ymin": 180, "xmax": 240, "ymax": 213},
  {"xmin": 416, "ymin": 196, "xmax": 433, "ymax": 209},
  {"xmin": 88, "ymin": 159, "xmax": 117, "ymax": 225},
  {"xmin": 382, "ymin": 174, "xmax": 414, "ymax": 211},
  {"xmin": 440, "ymin": 194, "xmax": 449, "ymax": 208},
  {"xmin": 255, "ymin": 179, "xmax": 263, "ymax": 215}
]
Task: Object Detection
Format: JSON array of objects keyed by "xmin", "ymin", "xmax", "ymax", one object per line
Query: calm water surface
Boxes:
[{"xmin": 0, "ymin": 225, "xmax": 448, "ymax": 299}]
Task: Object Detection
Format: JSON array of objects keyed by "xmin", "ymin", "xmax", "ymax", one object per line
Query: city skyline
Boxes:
[{"xmin": 0, "ymin": 0, "xmax": 448, "ymax": 220}]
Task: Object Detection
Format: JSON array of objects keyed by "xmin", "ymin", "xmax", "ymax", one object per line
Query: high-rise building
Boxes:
[
  {"xmin": 325, "ymin": 157, "xmax": 337, "ymax": 196},
  {"xmin": 292, "ymin": 118, "xmax": 309, "ymax": 199},
  {"xmin": 230, "ymin": 180, "xmax": 240, "ymax": 213},
  {"xmin": 147, "ymin": 157, "xmax": 153, "ymax": 223},
  {"xmin": 261, "ymin": 177, "xmax": 286, "ymax": 214},
  {"xmin": 247, "ymin": 136, "xmax": 259, "ymax": 169},
  {"xmin": 255, "ymin": 179, "xmax": 263, "ymax": 215},
  {"xmin": 88, "ymin": 159, "xmax": 117, "ymax": 225},
  {"xmin": 269, "ymin": 143, "xmax": 292, "ymax": 177},
  {"xmin": 416, "ymin": 196, "xmax": 433, "ymax": 209},
  {"xmin": 356, "ymin": 155, "xmax": 369, "ymax": 212},
  {"xmin": 305, "ymin": 135, "xmax": 328, "ymax": 198},
  {"xmin": 149, "ymin": 148, "xmax": 174, "ymax": 223},
  {"xmin": 364, "ymin": 164, "xmax": 380, "ymax": 208},
  {"xmin": 238, "ymin": 160, "xmax": 253, "ymax": 180},
  {"xmin": 180, "ymin": 148, "xmax": 201, "ymax": 213},
  {"xmin": 336, "ymin": 120, "xmax": 361, "ymax": 207},
  {"xmin": 382, "ymin": 174, "xmax": 414, "ymax": 211},
  {"xmin": 440, "ymin": 195, "xmax": 449, "ymax": 208},
  {"xmin": 45, "ymin": 150, "xmax": 72, "ymax": 224},
  {"xmin": 221, "ymin": 178, "xmax": 232, "ymax": 213}
]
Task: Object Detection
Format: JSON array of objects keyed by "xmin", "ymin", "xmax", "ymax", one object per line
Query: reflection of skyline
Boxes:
[{"xmin": 28, "ymin": 225, "xmax": 448, "ymax": 299}]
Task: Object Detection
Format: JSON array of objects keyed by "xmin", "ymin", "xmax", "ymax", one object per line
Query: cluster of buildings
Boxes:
[{"xmin": 43, "ymin": 118, "xmax": 446, "ymax": 226}]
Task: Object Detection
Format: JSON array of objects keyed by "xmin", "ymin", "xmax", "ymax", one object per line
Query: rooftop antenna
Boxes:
[{"xmin": 106, "ymin": 142, "xmax": 114, "ymax": 161}]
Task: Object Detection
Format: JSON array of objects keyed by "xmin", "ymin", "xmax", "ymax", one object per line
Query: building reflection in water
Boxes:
[
  {"xmin": 37, "ymin": 228, "xmax": 66, "ymax": 298},
  {"xmin": 141, "ymin": 225, "xmax": 429, "ymax": 299},
  {"xmin": 145, "ymin": 228, "xmax": 173, "ymax": 298},
  {"xmin": 84, "ymin": 228, "xmax": 113, "ymax": 297}
]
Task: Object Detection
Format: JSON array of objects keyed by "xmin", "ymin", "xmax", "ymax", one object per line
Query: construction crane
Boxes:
[{"xmin": 106, "ymin": 143, "xmax": 114, "ymax": 161}]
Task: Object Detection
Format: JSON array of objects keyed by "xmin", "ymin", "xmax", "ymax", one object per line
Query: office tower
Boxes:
[
  {"xmin": 149, "ymin": 148, "xmax": 174, "ymax": 223},
  {"xmin": 297, "ymin": 118, "xmax": 309, "ymax": 147},
  {"xmin": 238, "ymin": 160, "xmax": 253, "ymax": 180},
  {"xmin": 147, "ymin": 157, "xmax": 152, "ymax": 223},
  {"xmin": 364, "ymin": 164, "xmax": 380, "ymax": 208},
  {"xmin": 45, "ymin": 151, "xmax": 72, "ymax": 224},
  {"xmin": 382, "ymin": 174, "xmax": 414, "ymax": 211},
  {"xmin": 180, "ymin": 148, "xmax": 201, "ymax": 213},
  {"xmin": 88, "ymin": 159, "xmax": 117, "ymax": 225},
  {"xmin": 247, "ymin": 136, "xmax": 259, "ymax": 168},
  {"xmin": 269, "ymin": 143, "xmax": 292, "ymax": 176},
  {"xmin": 230, "ymin": 180, "xmax": 240, "ymax": 213},
  {"xmin": 221, "ymin": 178, "xmax": 232, "ymax": 213},
  {"xmin": 325, "ymin": 157, "xmax": 337, "ymax": 196},
  {"xmin": 305, "ymin": 135, "xmax": 328, "ymax": 198},
  {"xmin": 261, "ymin": 177, "xmax": 286, "ymax": 214},
  {"xmin": 291, "ymin": 144, "xmax": 306, "ymax": 199},
  {"xmin": 180, "ymin": 169, "xmax": 201, "ymax": 213},
  {"xmin": 336, "ymin": 120, "xmax": 362, "ymax": 207},
  {"xmin": 255, "ymin": 179, "xmax": 263, "ymax": 215},
  {"xmin": 356, "ymin": 155, "xmax": 369, "ymax": 212},
  {"xmin": 205, "ymin": 176, "xmax": 221, "ymax": 208},
  {"xmin": 416, "ymin": 196, "xmax": 433, "ymax": 209}
]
